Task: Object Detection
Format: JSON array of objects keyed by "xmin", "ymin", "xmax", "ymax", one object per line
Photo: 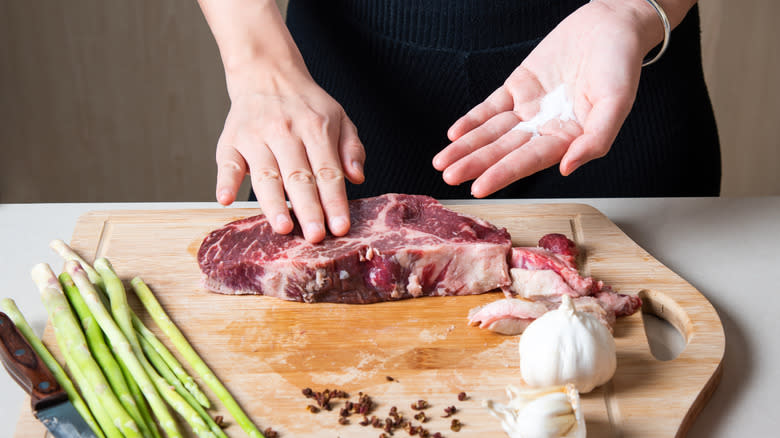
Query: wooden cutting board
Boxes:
[{"xmin": 14, "ymin": 203, "xmax": 724, "ymax": 438}]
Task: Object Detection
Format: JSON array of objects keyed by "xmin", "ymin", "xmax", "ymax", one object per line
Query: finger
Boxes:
[
  {"xmin": 559, "ymin": 96, "xmax": 629, "ymax": 176},
  {"xmin": 240, "ymin": 143, "xmax": 293, "ymax": 234},
  {"xmin": 434, "ymin": 111, "xmax": 522, "ymax": 173},
  {"xmin": 339, "ymin": 116, "xmax": 365, "ymax": 184},
  {"xmin": 446, "ymin": 86, "xmax": 514, "ymax": 142},
  {"xmin": 442, "ymin": 128, "xmax": 534, "ymax": 186},
  {"xmin": 265, "ymin": 127, "xmax": 326, "ymax": 243},
  {"xmin": 471, "ymin": 135, "xmax": 570, "ymax": 198},
  {"xmin": 298, "ymin": 114, "xmax": 351, "ymax": 237},
  {"xmin": 215, "ymin": 145, "xmax": 248, "ymax": 206}
]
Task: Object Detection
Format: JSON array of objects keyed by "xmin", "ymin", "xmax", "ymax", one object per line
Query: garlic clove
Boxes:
[{"xmin": 485, "ymin": 384, "xmax": 585, "ymax": 438}]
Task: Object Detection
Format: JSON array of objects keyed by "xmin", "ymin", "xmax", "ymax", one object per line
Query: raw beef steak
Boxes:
[{"xmin": 197, "ymin": 194, "xmax": 512, "ymax": 303}]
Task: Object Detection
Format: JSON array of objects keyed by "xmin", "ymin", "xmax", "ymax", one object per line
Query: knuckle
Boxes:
[
  {"xmin": 251, "ymin": 168, "xmax": 282, "ymax": 183},
  {"xmin": 306, "ymin": 111, "xmax": 329, "ymax": 130},
  {"xmin": 286, "ymin": 169, "xmax": 316, "ymax": 185},
  {"xmin": 267, "ymin": 118, "xmax": 294, "ymax": 138},
  {"xmin": 219, "ymin": 160, "xmax": 244, "ymax": 174},
  {"xmin": 315, "ymin": 166, "xmax": 344, "ymax": 183}
]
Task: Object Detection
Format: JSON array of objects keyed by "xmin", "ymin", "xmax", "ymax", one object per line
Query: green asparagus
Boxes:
[
  {"xmin": 32, "ymin": 264, "xmax": 141, "ymax": 438},
  {"xmin": 134, "ymin": 314, "xmax": 211, "ymax": 408},
  {"xmin": 139, "ymin": 333, "xmax": 229, "ymax": 438},
  {"xmin": 50, "ymin": 240, "xmax": 209, "ymax": 411},
  {"xmin": 114, "ymin": 349, "xmax": 162, "ymax": 438},
  {"xmin": 64, "ymin": 260, "xmax": 183, "ymax": 438},
  {"xmin": 132, "ymin": 276, "xmax": 266, "ymax": 438},
  {"xmin": 94, "ymin": 258, "xmax": 215, "ymax": 437},
  {"xmin": 58, "ymin": 334, "xmax": 123, "ymax": 438},
  {"xmin": 0, "ymin": 298, "xmax": 105, "ymax": 438},
  {"xmin": 59, "ymin": 272, "xmax": 159, "ymax": 438}
]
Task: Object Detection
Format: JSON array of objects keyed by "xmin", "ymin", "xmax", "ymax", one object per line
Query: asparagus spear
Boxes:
[
  {"xmin": 139, "ymin": 333, "xmax": 229, "ymax": 438},
  {"xmin": 51, "ymin": 239, "xmax": 210, "ymax": 409},
  {"xmin": 134, "ymin": 315, "xmax": 211, "ymax": 408},
  {"xmin": 0, "ymin": 298, "xmax": 105, "ymax": 438},
  {"xmin": 93, "ymin": 258, "xmax": 215, "ymax": 437},
  {"xmin": 50, "ymin": 239, "xmax": 104, "ymax": 290},
  {"xmin": 131, "ymin": 277, "xmax": 266, "ymax": 438},
  {"xmin": 57, "ymin": 331, "xmax": 123, "ymax": 438},
  {"xmin": 64, "ymin": 261, "xmax": 184, "ymax": 438},
  {"xmin": 31, "ymin": 264, "xmax": 142, "ymax": 438},
  {"xmin": 59, "ymin": 272, "xmax": 160, "ymax": 438},
  {"xmin": 113, "ymin": 347, "xmax": 162, "ymax": 438}
]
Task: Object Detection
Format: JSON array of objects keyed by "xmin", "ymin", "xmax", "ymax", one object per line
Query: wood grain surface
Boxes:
[{"xmin": 13, "ymin": 204, "xmax": 725, "ymax": 437}]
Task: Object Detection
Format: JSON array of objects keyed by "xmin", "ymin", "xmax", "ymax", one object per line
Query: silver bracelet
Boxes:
[{"xmin": 641, "ymin": 0, "xmax": 671, "ymax": 66}]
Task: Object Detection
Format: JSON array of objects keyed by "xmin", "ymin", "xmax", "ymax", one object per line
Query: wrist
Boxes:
[
  {"xmin": 591, "ymin": 0, "xmax": 695, "ymax": 58},
  {"xmin": 224, "ymin": 57, "xmax": 313, "ymax": 100}
]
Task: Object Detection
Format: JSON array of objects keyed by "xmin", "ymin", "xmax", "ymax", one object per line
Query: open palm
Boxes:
[{"xmin": 433, "ymin": 2, "xmax": 649, "ymax": 197}]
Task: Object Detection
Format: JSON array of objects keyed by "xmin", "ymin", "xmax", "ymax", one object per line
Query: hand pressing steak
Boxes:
[{"xmin": 197, "ymin": 194, "xmax": 512, "ymax": 303}]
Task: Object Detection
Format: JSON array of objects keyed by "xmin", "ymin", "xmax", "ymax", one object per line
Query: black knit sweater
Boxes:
[{"xmin": 277, "ymin": 0, "xmax": 720, "ymax": 198}]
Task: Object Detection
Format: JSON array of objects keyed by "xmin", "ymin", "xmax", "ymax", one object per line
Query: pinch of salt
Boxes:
[{"xmin": 512, "ymin": 84, "xmax": 576, "ymax": 137}]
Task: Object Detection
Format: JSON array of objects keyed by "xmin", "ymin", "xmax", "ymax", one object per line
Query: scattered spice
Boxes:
[
  {"xmin": 411, "ymin": 399, "xmax": 429, "ymax": 410},
  {"xmin": 300, "ymin": 387, "xmax": 466, "ymax": 437},
  {"xmin": 442, "ymin": 406, "xmax": 457, "ymax": 418},
  {"xmin": 263, "ymin": 427, "xmax": 279, "ymax": 438},
  {"xmin": 354, "ymin": 392, "xmax": 375, "ymax": 415},
  {"xmin": 213, "ymin": 415, "xmax": 225, "ymax": 428},
  {"xmin": 386, "ymin": 375, "xmax": 396, "ymax": 382}
]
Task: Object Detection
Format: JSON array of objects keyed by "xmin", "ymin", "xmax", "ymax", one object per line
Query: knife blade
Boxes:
[{"xmin": 0, "ymin": 312, "xmax": 97, "ymax": 437}]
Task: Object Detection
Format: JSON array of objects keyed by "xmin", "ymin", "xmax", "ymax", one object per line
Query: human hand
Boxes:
[
  {"xmin": 433, "ymin": 0, "xmax": 661, "ymax": 197},
  {"xmin": 216, "ymin": 74, "xmax": 365, "ymax": 243}
]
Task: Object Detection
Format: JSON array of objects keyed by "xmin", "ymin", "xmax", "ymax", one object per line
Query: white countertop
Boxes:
[{"xmin": 1, "ymin": 198, "xmax": 778, "ymax": 437}]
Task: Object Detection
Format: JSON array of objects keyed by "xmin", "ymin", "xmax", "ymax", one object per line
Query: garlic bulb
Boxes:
[
  {"xmin": 484, "ymin": 384, "xmax": 585, "ymax": 438},
  {"xmin": 519, "ymin": 295, "xmax": 616, "ymax": 393}
]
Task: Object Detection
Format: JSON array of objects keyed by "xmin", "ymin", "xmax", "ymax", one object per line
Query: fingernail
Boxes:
[
  {"xmin": 217, "ymin": 189, "xmax": 232, "ymax": 204},
  {"xmin": 330, "ymin": 216, "xmax": 348, "ymax": 232},
  {"xmin": 352, "ymin": 160, "xmax": 363, "ymax": 174},
  {"xmin": 563, "ymin": 160, "xmax": 581, "ymax": 176},
  {"xmin": 304, "ymin": 222, "xmax": 324, "ymax": 238}
]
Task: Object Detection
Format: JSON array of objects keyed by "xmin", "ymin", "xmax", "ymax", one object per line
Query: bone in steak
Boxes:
[{"xmin": 197, "ymin": 193, "xmax": 512, "ymax": 304}]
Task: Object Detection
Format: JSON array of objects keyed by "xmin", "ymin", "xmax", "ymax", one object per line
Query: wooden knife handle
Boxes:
[{"xmin": 0, "ymin": 312, "xmax": 67, "ymax": 410}]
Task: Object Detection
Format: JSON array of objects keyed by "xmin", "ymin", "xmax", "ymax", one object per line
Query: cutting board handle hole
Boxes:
[{"xmin": 639, "ymin": 289, "xmax": 688, "ymax": 361}]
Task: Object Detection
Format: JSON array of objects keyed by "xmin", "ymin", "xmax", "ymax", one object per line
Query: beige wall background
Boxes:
[{"xmin": 1, "ymin": 0, "xmax": 777, "ymax": 203}]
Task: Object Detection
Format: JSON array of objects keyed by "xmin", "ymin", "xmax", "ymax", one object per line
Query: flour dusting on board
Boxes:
[
  {"xmin": 311, "ymin": 351, "xmax": 387, "ymax": 385},
  {"xmin": 472, "ymin": 339, "xmax": 518, "ymax": 366},
  {"xmin": 512, "ymin": 84, "xmax": 576, "ymax": 137},
  {"xmin": 418, "ymin": 328, "xmax": 449, "ymax": 343}
]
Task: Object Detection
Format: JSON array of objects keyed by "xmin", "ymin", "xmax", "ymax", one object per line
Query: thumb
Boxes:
[{"xmin": 560, "ymin": 97, "xmax": 629, "ymax": 176}]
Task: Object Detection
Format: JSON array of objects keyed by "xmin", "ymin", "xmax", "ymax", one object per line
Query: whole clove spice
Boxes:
[
  {"xmin": 442, "ymin": 406, "xmax": 457, "ymax": 418},
  {"xmin": 458, "ymin": 391, "xmax": 468, "ymax": 401},
  {"xmin": 411, "ymin": 399, "xmax": 429, "ymax": 410},
  {"xmin": 414, "ymin": 411, "xmax": 428, "ymax": 423},
  {"xmin": 450, "ymin": 418, "xmax": 462, "ymax": 432}
]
